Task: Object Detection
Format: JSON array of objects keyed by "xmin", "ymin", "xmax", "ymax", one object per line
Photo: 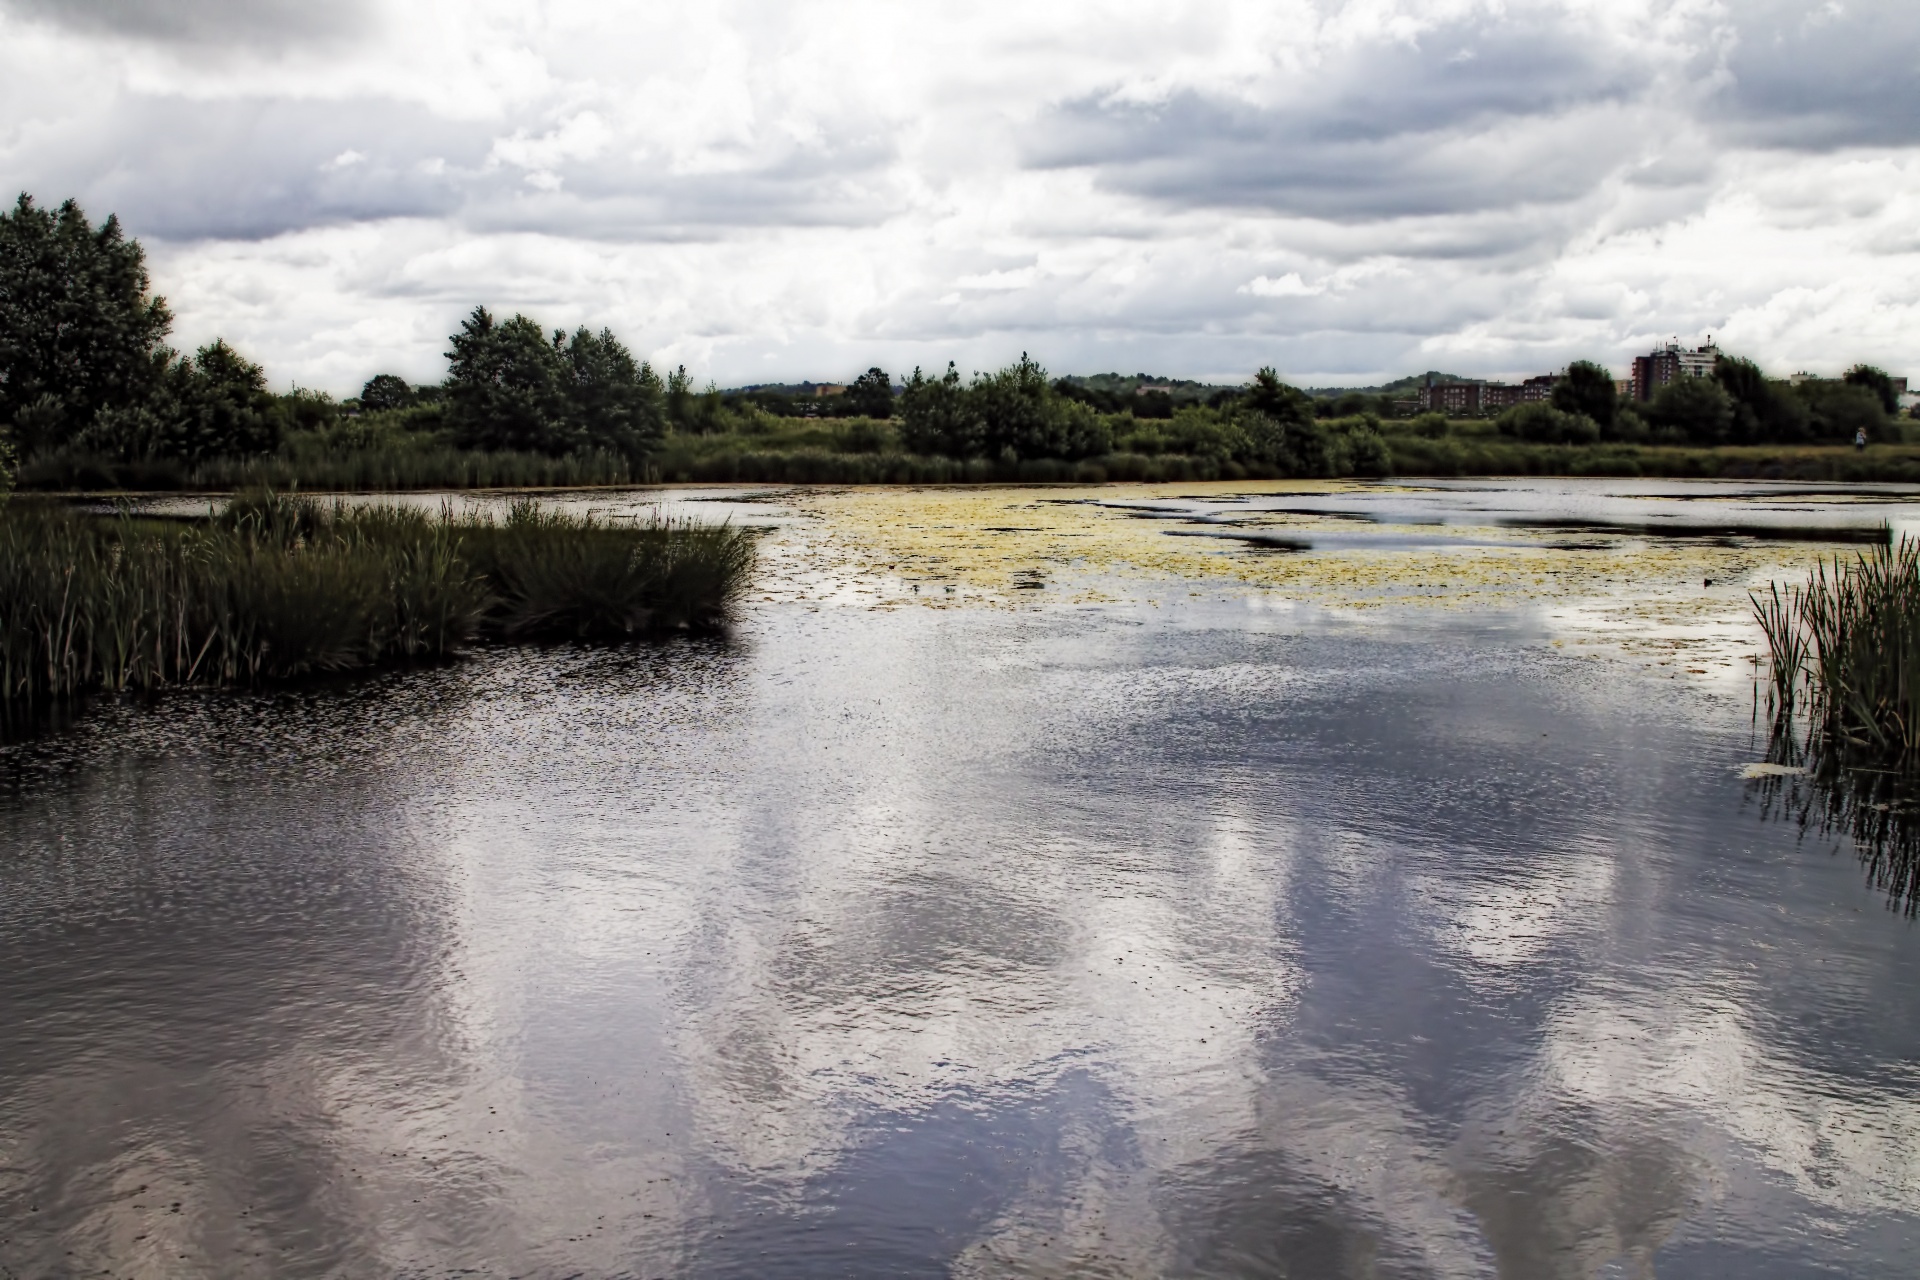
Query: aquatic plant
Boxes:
[
  {"xmin": 1753, "ymin": 534, "xmax": 1920, "ymax": 758},
  {"xmin": 0, "ymin": 496, "xmax": 754, "ymax": 709},
  {"xmin": 1750, "ymin": 533, "xmax": 1920, "ymax": 912}
]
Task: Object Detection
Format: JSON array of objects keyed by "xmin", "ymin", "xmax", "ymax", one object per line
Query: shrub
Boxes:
[{"xmin": 1496, "ymin": 401, "xmax": 1601, "ymax": 445}]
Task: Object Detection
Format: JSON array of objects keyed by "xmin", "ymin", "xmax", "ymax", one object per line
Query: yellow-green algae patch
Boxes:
[{"xmin": 750, "ymin": 481, "xmax": 1854, "ymax": 683}]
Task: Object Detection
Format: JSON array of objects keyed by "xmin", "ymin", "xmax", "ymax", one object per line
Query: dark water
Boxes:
[{"xmin": 2, "ymin": 600, "xmax": 1916, "ymax": 1277}]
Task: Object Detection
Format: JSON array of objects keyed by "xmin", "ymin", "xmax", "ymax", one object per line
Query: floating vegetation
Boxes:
[
  {"xmin": 1751, "ymin": 531, "xmax": 1920, "ymax": 912},
  {"xmin": 0, "ymin": 492, "xmax": 754, "ymax": 710}
]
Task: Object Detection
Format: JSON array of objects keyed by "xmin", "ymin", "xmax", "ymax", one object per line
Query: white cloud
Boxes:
[
  {"xmin": 4, "ymin": 0, "xmax": 1920, "ymax": 392},
  {"xmin": 1240, "ymin": 273, "xmax": 1324, "ymax": 298}
]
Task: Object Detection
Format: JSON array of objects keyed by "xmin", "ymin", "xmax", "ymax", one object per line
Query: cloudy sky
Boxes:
[{"xmin": 3, "ymin": 0, "xmax": 1918, "ymax": 393}]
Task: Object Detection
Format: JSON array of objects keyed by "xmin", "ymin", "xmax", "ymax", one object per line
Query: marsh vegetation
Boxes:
[
  {"xmin": 1753, "ymin": 535, "xmax": 1920, "ymax": 911},
  {"xmin": 0, "ymin": 492, "xmax": 753, "ymax": 710}
]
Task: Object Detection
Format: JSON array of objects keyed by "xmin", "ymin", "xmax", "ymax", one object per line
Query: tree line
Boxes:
[
  {"xmin": 2, "ymin": 192, "xmax": 1910, "ymax": 483},
  {"xmin": 1478, "ymin": 357, "xmax": 1904, "ymax": 447}
]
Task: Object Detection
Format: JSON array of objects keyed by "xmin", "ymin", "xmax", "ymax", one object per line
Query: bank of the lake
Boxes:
[{"xmin": 24, "ymin": 433, "xmax": 1920, "ymax": 493}]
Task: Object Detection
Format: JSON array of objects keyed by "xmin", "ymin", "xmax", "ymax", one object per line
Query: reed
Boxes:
[
  {"xmin": 0, "ymin": 494, "xmax": 754, "ymax": 709},
  {"xmin": 1749, "ymin": 533, "xmax": 1920, "ymax": 913},
  {"xmin": 1753, "ymin": 535, "xmax": 1920, "ymax": 758}
]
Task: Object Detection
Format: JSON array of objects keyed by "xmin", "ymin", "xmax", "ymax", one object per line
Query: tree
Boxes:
[
  {"xmin": 1497, "ymin": 401, "xmax": 1600, "ymax": 445},
  {"xmin": 0, "ymin": 194, "xmax": 173, "ymax": 452},
  {"xmin": 898, "ymin": 363, "xmax": 982, "ymax": 457},
  {"xmin": 1713, "ymin": 355, "xmax": 1809, "ymax": 444},
  {"xmin": 167, "ymin": 340, "xmax": 278, "ymax": 460},
  {"xmin": 665, "ymin": 364, "xmax": 694, "ymax": 431},
  {"xmin": 563, "ymin": 326, "xmax": 664, "ymax": 457},
  {"xmin": 1646, "ymin": 377, "xmax": 1734, "ymax": 445},
  {"xmin": 84, "ymin": 340, "xmax": 279, "ymax": 462},
  {"xmin": 1799, "ymin": 379, "xmax": 1888, "ymax": 442},
  {"xmin": 1242, "ymin": 367, "xmax": 1314, "ymax": 427},
  {"xmin": 972, "ymin": 353, "xmax": 1053, "ymax": 460},
  {"xmin": 1551, "ymin": 361, "xmax": 1615, "ymax": 430},
  {"xmin": 1844, "ymin": 364, "xmax": 1899, "ymax": 416},
  {"xmin": 444, "ymin": 307, "xmax": 574, "ymax": 453},
  {"xmin": 360, "ymin": 373, "xmax": 414, "ymax": 412},
  {"xmin": 847, "ymin": 367, "xmax": 894, "ymax": 418}
]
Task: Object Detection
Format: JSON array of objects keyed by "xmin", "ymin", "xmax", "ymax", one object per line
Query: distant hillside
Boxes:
[
  {"xmin": 1302, "ymin": 371, "xmax": 1473, "ymax": 398},
  {"xmin": 723, "ymin": 370, "xmax": 1477, "ymax": 401},
  {"xmin": 1060, "ymin": 373, "xmax": 1241, "ymax": 400},
  {"xmin": 727, "ymin": 381, "xmax": 853, "ymax": 396}
]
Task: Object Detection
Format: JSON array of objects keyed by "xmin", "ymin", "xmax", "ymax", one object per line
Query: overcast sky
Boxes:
[{"xmin": 3, "ymin": 0, "xmax": 1918, "ymax": 393}]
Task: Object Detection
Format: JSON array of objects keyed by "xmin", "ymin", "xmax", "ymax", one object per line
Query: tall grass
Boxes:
[
  {"xmin": 0, "ymin": 493, "xmax": 754, "ymax": 709},
  {"xmin": 1753, "ymin": 535, "xmax": 1920, "ymax": 758},
  {"xmin": 1751, "ymin": 533, "xmax": 1920, "ymax": 912}
]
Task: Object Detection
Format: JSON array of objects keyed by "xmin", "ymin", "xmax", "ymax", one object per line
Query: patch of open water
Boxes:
[{"xmin": 4, "ymin": 481, "xmax": 1918, "ymax": 1277}]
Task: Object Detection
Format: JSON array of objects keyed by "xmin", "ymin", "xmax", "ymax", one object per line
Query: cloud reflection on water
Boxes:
[{"xmin": 2, "ymin": 583, "xmax": 1918, "ymax": 1274}]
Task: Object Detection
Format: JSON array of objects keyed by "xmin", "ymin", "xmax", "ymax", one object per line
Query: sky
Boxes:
[{"xmin": 3, "ymin": 0, "xmax": 1918, "ymax": 394}]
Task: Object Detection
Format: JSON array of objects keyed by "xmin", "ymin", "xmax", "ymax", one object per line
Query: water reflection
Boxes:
[
  {"xmin": 1748, "ymin": 721, "xmax": 1920, "ymax": 916},
  {"xmin": 2, "ymin": 604, "xmax": 1917, "ymax": 1276}
]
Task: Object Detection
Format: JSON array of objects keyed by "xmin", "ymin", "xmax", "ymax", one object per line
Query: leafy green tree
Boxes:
[
  {"xmin": 1134, "ymin": 389, "xmax": 1175, "ymax": 420},
  {"xmin": 1647, "ymin": 377, "xmax": 1734, "ymax": 445},
  {"xmin": 85, "ymin": 340, "xmax": 280, "ymax": 462},
  {"xmin": 1844, "ymin": 364, "xmax": 1899, "ymax": 416},
  {"xmin": 971, "ymin": 354, "xmax": 1053, "ymax": 460},
  {"xmin": 967, "ymin": 354, "xmax": 1111, "ymax": 460},
  {"xmin": 563, "ymin": 327, "xmax": 665, "ymax": 457},
  {"xmin": 1712, "ymin": 355, "xmax": 1809, "ymax": 444},
  {"xmin": 359, "ymin": 373, "xmax": 413, "ymax": 412},
  {"xmin": 1243, "ymin": 366, "xmax": 1315, "ymax": 427},
  {"xmin": 444, "ymin": 307, "xmax": 574, "ymax": 453},
  {"xmin": 274, "ymin": 387, "xmax": 339, "ymax": 436},
  {"xmin": 1317, "ymin": 391, "xmax": 1376, "ymax": 420},
  {"xmin": 168, "ymin": 340, "xmax": 278, "ymax": 460},
  {"xmin": 1497, "ymin": 401, "xmax": 1600, "ymax": 445},
  {"xmin": 1551, "ymin": 361, "xmax": 1615, "ymax": 430},
  {"xmin": 665, "ymin": 364, "xmax": 694, "ymax": 431},
  {"xmin": 899, "ymin": 362, "xmax": 983, "ymax": 457},
  {"xmin": 1799, "ymin": 379, "xmax": 1888, "ymax": 442},
  {"xmin": 847, "ymin": 367, "xmax": 894, "ymax": 419},
  {"xmin": 0, "ymin": 194, "xmax": 173, "ymax": 452}
]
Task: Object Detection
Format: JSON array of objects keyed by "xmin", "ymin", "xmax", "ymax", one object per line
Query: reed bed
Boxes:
[
  {"xmin": 0, "ymin": 493, "xmax": 754, "ymax": 709},
  {"xmin": 1753, "ymin": 535, "xmax": 1920, "ymax": 758},
  {"xmin": 1751, "ymin": 533, "xmax": 1920, "ymax": 912}
]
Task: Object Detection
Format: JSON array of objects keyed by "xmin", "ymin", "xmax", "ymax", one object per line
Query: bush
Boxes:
[
  {"xmin": 444, "ymin": 308, "xmax": 666, "ymax": 457},
  {"xmin": 1551, "ymin": 361, "xmax": 1615, "ymax": 430},
  {"xmin": 1647, "ymin": 377, "xmax": 1735, "ymax": 445},
  {"xmin": 1496, "ymin": 401, "xmax": 1601, "ymax": 445}
]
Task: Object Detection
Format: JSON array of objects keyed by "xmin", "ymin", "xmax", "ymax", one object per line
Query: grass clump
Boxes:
[
  {"xmin": 1751, "ymin": 534, "xmax": 1920, "ymax": 912},
  {"xmin": 0, "ymin": 492, "xmax": 754, "ymax": 709},
  {"xmin": 1755, "ymin": 535, "xmax": 1920, "ymax": 759}
]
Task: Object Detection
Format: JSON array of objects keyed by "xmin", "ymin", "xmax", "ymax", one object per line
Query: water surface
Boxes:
[{"xmin": 4, "ymin": 481, "xmax": 1918, "ymax": 1277}]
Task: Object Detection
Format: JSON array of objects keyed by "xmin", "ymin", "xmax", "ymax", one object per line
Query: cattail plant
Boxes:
[{"xmin": 0, "ymin": 494, "xmax": 755, "ymax": 711}]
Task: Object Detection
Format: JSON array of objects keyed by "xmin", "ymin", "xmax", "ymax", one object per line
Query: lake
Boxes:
[{"xmin": 4, "ymin": 479, "xmax": 1918, "ymax": 1277}]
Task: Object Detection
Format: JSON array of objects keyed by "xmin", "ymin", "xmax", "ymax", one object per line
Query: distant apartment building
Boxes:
[
  {"xmin": 1418, "ymin": 372, "xmax": 1560, "ymax": 415},
  {"xmin": 1419, "ymin": 380, "xmax": 1490, "ymax": 414},
  {"xmin": 1631, "ymin": 341, "xmax": 1719, "ymax": 401}
]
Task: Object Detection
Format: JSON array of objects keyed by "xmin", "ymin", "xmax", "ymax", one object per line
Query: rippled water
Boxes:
[{"xmin": 5, "ymin": 483, "xmax": 1919, "ymax": 1277}]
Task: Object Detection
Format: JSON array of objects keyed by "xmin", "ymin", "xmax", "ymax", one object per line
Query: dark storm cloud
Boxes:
[
  {"xmin": 1714, "ymin": 1, "xmax": 1920, "ymax": 149},
  {"xmin": 1027, "ymin": 13, "xmax": 1651, "ymax": 225},
  {"xmin": 1, "ymin": 0, "xmax": 367, "ymax": 46}
]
